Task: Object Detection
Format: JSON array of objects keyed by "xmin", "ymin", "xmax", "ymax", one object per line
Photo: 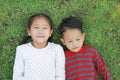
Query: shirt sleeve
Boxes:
[
  {"xmin": 55, "ymin": 45, "xmax": 65, "ymax": 80},
  {"xmin": 92, "ymin": 47, "xmax": 112, "ymax": 80},
  {"xmin": 13, "ymin": 46, "xmax": 27, "ymax": 80}
]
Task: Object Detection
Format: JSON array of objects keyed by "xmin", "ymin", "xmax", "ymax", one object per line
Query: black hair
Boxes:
[
  {"xmin": 20, "ymin": 13, "xmax": 53, "ymax": 45},
  {"xmin": 58, "ymin": 16, "xmax": 83, "ymax": 37},
  {"xmin": 27, "ymin": 13, "xmax": 53, "ymax": 29}
]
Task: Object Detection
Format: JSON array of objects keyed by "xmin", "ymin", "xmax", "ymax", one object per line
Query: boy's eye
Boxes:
[
  {"xmin": 68, "ymin": 41, "xmax": 72, "ymax": 43},
  {"xmin": 76, "ymin": 39, "xmax": 80, "ymax": 41}
]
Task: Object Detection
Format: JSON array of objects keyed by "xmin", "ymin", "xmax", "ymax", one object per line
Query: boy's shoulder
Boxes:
[
  {"xmin": 83, "ymin": 45, "xmax": 99, "ymax": 56},
  {"xmin": 83, "ymin": 45, "xmax": 98, "ymax": 53},
  {"xmin": 83, "ymin": 45, "xmax": 97, "ymax": 50}
]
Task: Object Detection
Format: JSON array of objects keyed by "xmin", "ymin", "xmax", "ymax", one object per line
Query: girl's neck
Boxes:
[{"xmin": 31, "ymin": 42, "xmax": 48, "ymax": 49}]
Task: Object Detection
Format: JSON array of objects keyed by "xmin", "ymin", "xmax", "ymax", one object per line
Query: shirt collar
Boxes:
[{"xmin": 65, "ymin": 46, "xmax": 85, "ymax": 56}]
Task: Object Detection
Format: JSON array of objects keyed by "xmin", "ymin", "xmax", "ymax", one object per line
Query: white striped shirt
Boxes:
[{"xmin": 13, "ymin": 42, "xmax": 65, "ymax": 80}]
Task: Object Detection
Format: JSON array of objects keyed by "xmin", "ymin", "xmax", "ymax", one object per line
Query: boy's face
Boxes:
[{"xmin": 61, "ymin": 29, "xmax": 85, "ymax": 52}]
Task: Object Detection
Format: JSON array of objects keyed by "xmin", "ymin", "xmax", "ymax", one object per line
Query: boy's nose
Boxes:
[{"xmin": 72, "ymin": 41, "xmax": 77, "ymax": 46}]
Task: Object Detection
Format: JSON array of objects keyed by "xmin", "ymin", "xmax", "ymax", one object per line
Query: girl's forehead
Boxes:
[
  {"xmin": 32, "ymin": 17, "xmax": 50, "ymax": 25},
  {"xmin": 33, "ymin": 17, "xmax": 47, "ymax": 22}
]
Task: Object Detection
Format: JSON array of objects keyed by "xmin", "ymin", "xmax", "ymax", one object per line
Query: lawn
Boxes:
[{"xmin": 0, "ymin": 0, "xmax": 120, "ymax": 80}]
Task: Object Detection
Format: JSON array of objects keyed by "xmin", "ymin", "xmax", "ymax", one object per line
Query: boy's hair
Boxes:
[
  {"xmin": 20, "ymin": 13, "xmax": 53, "ymax": 45},
  {"xmin": 58, "ymin": 16, "xmax": 83, "ymax": 37}
]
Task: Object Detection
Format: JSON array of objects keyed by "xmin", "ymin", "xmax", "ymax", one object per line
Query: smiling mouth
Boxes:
[
  {"xmin": 36, "ymin": 36, "xmax": 45, "ymax": 38},
  {"xmin": 72, "ymin": 47, "xmax": 79, "ymax": 49}
]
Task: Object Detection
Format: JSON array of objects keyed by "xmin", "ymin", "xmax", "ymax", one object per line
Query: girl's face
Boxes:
[
  {"xmin": 27, "ymin": 17, "xmax": 53, "ymax": 48},
  {"xmin": 61, "ymin": 29, "xmax": 85, "ymax": 52}
]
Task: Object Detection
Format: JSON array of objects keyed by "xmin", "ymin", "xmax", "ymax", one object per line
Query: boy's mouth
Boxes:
[{"xmin": 72, "ymin": 47, "xmax": 79, "ymax": 49}]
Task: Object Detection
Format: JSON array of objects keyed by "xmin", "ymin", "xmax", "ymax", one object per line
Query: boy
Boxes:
[{"xmin": 58, "ymin": 16, "xmax": 112, "ymax": 80}]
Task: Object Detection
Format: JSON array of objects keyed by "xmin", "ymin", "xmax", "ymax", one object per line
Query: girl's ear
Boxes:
[
  {"xmin": 49, "ymin": 29, "xmax": 53, "ymax": 37},
  {"xmin": 27, "ymin": 28, "xmax": 31, "ymax": 36},
  {"xmin": 60, "ymin": 38, "xmax": 66, "ymax": 45}
]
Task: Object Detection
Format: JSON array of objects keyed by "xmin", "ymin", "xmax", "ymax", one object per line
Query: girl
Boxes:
[{"xmin": 13, "ymin": 13, "xmax": 65, "ymax": 80}]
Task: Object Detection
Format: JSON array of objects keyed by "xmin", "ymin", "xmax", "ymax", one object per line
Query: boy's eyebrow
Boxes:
[{"xmin": 76, "ymin": 36, "xmax": 81, "ymax": 38}]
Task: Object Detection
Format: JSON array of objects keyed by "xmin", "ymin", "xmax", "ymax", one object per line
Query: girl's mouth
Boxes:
[{"xmin": 36, "ymin": 36, "xmax": 45, "ymax": 38}]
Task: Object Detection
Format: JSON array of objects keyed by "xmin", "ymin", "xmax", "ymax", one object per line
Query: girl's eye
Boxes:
[
  {"xmin": 43, "ymin": 26, "xmax": 48, "ymax": 29},
  {"xmin": 43, "ymin": 27, "xmax": 48, "ymax": 29},
  {"xmin": 34, "ymin": 26, "xmax": 39, "ymax": 28}
]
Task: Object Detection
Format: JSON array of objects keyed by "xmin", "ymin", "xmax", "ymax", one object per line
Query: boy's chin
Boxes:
[
  {"xmin": 70, "ymin": 49, "xmax": 80, "ymax": 53},
  {"xmin": 70, "ymin": 47, "xmax": 82, "ymax": 53}
]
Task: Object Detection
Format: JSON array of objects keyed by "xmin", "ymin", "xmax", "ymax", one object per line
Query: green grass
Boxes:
[{"xmin": 0, "ymin": 0, "xmax": 120, "ymax": 80}]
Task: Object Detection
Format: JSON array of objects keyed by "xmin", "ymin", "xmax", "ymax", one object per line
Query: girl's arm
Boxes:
[
  {"xmin": 55, "ymin": 45, "xmax": 65, "ymax": 80},
  {"xmin": 93, "ymin": 48, "xmax": 112, "ymax": 80},
  {"xmin": 13, "ymin": 46, "xmax": 27, "ymax": 80}
]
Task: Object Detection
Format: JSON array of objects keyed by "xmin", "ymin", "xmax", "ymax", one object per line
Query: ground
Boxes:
[{"xmin": 0, "ymin": 0, "xmax": 120, "ymax": 80}]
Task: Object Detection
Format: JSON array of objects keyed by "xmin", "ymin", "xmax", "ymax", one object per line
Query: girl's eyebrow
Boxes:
[
  {"xmin": 32, "ymin": 24, "xmax": 49, "ymax": 28},
  {"xmin": 32, "ymin": 24, "xmax": 39, "ymax": 26},
  {"xmin": 42, "ymin": 25, "xmax": 50, "ymax": 28},
  {"xmin": 32, "ymin": 24, "xmax": 46, "ymax": 26}
]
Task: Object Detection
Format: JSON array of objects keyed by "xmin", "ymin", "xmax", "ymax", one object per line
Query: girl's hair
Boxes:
[
  {"xmin": 58, "ymin": 16, "xmax": 83, "ymax": 37},
  {"xmin": 20, "ymin": 13, "xmax": 53, "ymax": 45}
]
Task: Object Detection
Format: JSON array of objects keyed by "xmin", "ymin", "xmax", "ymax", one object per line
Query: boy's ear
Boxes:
[
  {"xmin": 82, "ymin": 33, "xmax": 85, "ymax": 41},
  {"xmin": 60, "ymin": 38, "xmax": 66, "ymax": 45}
]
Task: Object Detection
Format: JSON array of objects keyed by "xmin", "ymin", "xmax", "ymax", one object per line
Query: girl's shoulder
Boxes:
[
  {"xmin": 48, "ymin": 42, "xmax": 63, "ymax": 49},
  {"xmin": 48, "ymin": 42, "xmax": 62, "ymax": 46},
  {"xmin": 16, "ymin": 42, "xmax": 31, "ymax": 49}
]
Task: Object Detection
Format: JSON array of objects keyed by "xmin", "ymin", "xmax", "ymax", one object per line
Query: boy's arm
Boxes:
[
  {"xmin": 93, "ymin": 48, "xmax": 112, "ymax": 80},
  {"xmin": 55, "ymin": 45, "xmax": 65, "ymax": 80}
]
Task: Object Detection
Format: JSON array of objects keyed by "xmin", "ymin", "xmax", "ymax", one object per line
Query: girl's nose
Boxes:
[{"xmin": 39, "ymin": 28, "xmax": 44, "ymax": 33}]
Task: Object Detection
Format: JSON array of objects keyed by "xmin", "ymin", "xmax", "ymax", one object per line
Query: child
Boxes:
[
  {"xmin": 58, "ymin": 16, "xmax": 112, "ymax": 80},
  {"xmin": 13, "ymin": 13, "xmax": 65, "ymax": 80}
]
